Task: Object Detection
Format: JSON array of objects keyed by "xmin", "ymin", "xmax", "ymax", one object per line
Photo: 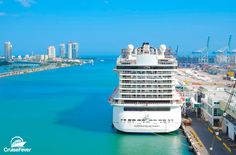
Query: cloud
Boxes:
[
  {"xmin": 104, "ymin": 0, "xmax": 109, "ymax": 4},
  {"xmin": 15, "ymin": 0, "xmax": 35, "ymax": 7},
  {"xmin": 0, "ymin": 12, "xmax": 18, "ymax": 17},
  {"xmin": 0, "ymin": 12, "xmax": 6, "ymax": 16}
]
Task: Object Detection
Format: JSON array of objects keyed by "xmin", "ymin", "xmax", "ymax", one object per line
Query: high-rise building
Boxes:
[
  {"xmin": 67, "ymin": 42, "xmax": 73, "ymax": 59},
  {"xmin": 4, "ymin": 41, "xmax": 13, "ymax": 61},
  {"xmin": 72, "ymin": 42, "xmax": 79, "ymax": 59},
  {"xmin": 47, "ymin": 46, "xmax": 56, "ymax": 59},
  {"xmin": 59, "ymin": 44, "xmax": 66, "ymax": 58}
]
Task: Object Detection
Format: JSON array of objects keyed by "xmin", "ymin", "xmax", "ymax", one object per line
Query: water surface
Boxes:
[{"xmin": 0, "ymin": 57, "xmax": 192, "ymax": 155}]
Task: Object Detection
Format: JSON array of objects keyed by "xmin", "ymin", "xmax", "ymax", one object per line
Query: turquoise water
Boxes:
[{"xmin": 0, "ymin": 57, "xmax": 192, "ymax": 155}]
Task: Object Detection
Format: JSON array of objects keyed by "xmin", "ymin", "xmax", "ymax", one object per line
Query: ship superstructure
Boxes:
[{"xmin": 108, "ymin": 42, "xmax": 182, "ymax": 133}]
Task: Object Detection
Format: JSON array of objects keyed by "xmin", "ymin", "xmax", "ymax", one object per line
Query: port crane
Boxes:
[
  {"xmin": 215, "ymin": 35, "xmax": 232, "ymax": 54},
  {"xmin": 175, "ymin": 45, "xmax": 179, "ymax": 57},
  {"xmin": 192, "ymin": 36, "xmax": 210, "ymax": 65}
]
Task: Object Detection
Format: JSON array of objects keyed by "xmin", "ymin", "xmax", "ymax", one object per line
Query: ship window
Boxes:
[
  {"xmin": 137, "ymin": 119, "xmax": 141, "ymax": 121},
  {"xmin": 124, "ymin": 107, "xmax": 170, "ymax": 111}
]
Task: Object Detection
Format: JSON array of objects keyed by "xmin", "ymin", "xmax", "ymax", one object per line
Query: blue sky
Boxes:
[{"xmin": 0, "ymin": 0, "xmax": 236, "ymax": 56}]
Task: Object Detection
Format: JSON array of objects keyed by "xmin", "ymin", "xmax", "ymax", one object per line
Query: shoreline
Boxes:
[{"xmin": 0, "ymin": 64, "xmax": 78, "ymax": 78}]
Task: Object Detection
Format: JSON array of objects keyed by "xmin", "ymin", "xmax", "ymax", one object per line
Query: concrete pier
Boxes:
[{"xmin": 182, "ymin": 123, "xmax": 209, "ymax": 155}]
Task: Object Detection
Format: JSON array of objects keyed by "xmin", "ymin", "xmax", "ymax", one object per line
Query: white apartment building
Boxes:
[{"xmin": 47, "ymin": 46, "xmax": 56, "ymax": 59}]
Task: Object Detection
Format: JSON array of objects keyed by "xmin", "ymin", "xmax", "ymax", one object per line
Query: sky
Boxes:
[{"xmin": 0, "ymin": 0, "xmax": 236, "ymax": 56}]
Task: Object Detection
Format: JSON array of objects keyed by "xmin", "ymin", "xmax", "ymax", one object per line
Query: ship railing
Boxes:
[
  {"xmin": 120, "ymin": 95, "xmax": 173, "ymax": 99},
  {"xmin": 108, "ymin": 87, "xmax": 118, "ymax": 103},
  {"xmin": 158, "ymin": 60, "xmax": 177, "ymax": 65},
  {"xmin": 117, "ymin": 57, "xmax": 136, "ymax": 65},
  {"xmin": 120, "ymin": 85, "xmax": 173, "ymax": 89},
  {"xmin": 120, "ymin": 77, "xmax": 174, "ymax": 80},
  {"xmin": 121, "ymin": 101, "xmax": 173, "ymax": 104},
  {"xmin": 120, "ymin": 81, "xmax": 173, "ymax": 84},
  {"xmin": 120, "ymin": 91, "xmax": 173, "ymax": 94},
  {"xmin": 120, "ymin": 72, "xmax": 173, "ymax": 75}
]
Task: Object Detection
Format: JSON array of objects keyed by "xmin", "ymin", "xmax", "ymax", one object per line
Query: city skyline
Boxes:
[
  {"xmin": 1, "ymin": 41, "xmax": 79, "ymax": 59},
  {"xmin": 0, "ymin": 0, "xmax": 236, "ymax": 55}
]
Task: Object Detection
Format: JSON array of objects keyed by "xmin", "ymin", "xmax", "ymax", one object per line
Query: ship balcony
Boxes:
[
  {"xmin": 119, "ymin": 73, "xmax": 175, "ymax": 76},
  {"xmin": 119, "ymin": 80, "xmax": 174, "ymax": 85},
  {"xmin": 119, "ymin": 77, "xmax": 174, "ymax": 81},
  {"xmin": 119, "ymin": 85, "xmax": 174, "ymax": 89},
  {"xmin": 120, "ymin": 75, "xmax": 173, "ymax": 78},
  {"xmin": 116, "ymin": 65, "xmax": 177, "ymax": 70},
  {"xmin": 119, "ymin": 82, "xmax": 174, "ymax": 85},
  {"xmin": 119, "ymin": 71, "xmax": 174, "ymax": 75},
  {"xmin": 120, "ymin": 87, "xmax": 174, "ymax": 90},
  {"xmin": 119, "ymin": 89, "xmax": 173, "ymax": 93},
  {"xmin": 109, "ymin": 99, "xmax": 182, "ymax": 107},
  {"xmin": 119, "ymin": 91, "xmax": 173, "ymax": 94},
  {"xmin": 119, "ymin": 94, "xmax": 173, "ymax": 99},
  {"xmin": 108, "ymin": 92, "xmax": 182, "ymax": 106},
  {"xmin": 121, "ymin": 100, "xmax": 173, "ymax": 104}
]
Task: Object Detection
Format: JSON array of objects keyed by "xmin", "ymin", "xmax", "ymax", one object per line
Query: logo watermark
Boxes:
[{"xmin": 3, "ymin": 136, "xmax": 31, "ymax": 153}]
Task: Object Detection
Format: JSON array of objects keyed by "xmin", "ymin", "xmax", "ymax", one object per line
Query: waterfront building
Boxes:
[
  {"xmin": 34, "ymin": 55, "xmax": 48, "ymax": 62},
  {"xmin": 215, "ymin": 54, "xmax": 229, "ymax": 64},
  {"xmin": 220, "ymin": 95, "xmax": 236, "ymax": 141},
  {"xmin": 4, "ymin": 41, "xmax": 13, "ymax": 61},
  {"xmin": 215, "ymin": 54, "xmax": 236, "ymax": 65},
  {"xmin": 72, "ymin": 42, "xmax": 79, "ymax": 59},
  {"xmin": 47, "ymin": 46, "xmax": 56, "ymax": 59},
  {"xmin": 35, "ymin": 55, "xmax": 42, "ymax": 62},
  {"xmin": 194, "ymin": 86, "xmax": 224, "ymax": 127},
  {"xmin": 108, "ymin": 43, "xmax": 182, "ymax": 133},
  {"xmin": 44, "ymin": 55, "xmax": 49, "ymax": 61},
  {"xmin": 24, "ymin": 54, "xmax": 30, "ymax": 60},
  {"xmin": 67, "ymin": 42, "xmax": 73, "ymax": 59},
  {"xmin": 17, "ymin": 55, "xmax": 22, "ymax": 60},
  {"xmin": 59, "ymin": 44, "xmax": 66, "ymax": 58},
  {"xmin": 228, "ymin": 55, "xmax": 236, "ymax": 65}
]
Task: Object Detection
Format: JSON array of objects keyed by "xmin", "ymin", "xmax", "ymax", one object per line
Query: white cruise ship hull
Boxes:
[{"xmin": 112, "ymin": 106, "xmax": 182, "ymax": 133}]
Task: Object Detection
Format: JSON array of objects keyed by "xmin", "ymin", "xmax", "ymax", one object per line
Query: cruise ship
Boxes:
[{"xmin": 108, "ymin": 42, "xmax": 182, "ymax": 133}]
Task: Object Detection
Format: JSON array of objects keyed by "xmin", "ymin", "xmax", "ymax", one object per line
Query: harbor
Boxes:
[
  {"xmin": 1, "ymin": 46, "xmax": 236, "ymax": 154},
  {"xmin": 1, "ymin": 47, "xmax": 236, "ymax": 154},
  {"xmin": 0, "ymin": 58, "xmax": 192, "ymax": 155},
  {"xmin": 175, "ymin": 66, "xmax": 236, "ymax": 154},
  {"xmin": 1, "ymin": 0, "xmax": 236, "ymax": 154}
]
